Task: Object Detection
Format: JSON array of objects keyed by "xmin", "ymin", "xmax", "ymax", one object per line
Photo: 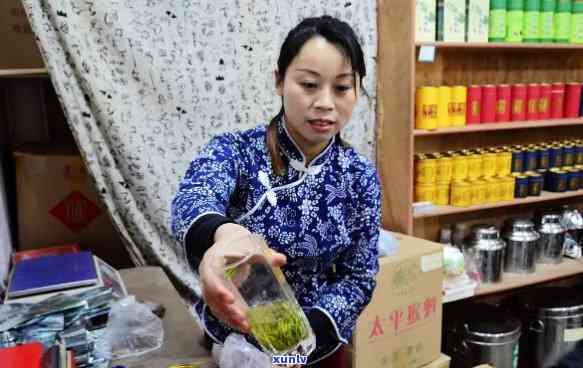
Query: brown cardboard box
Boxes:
[
  {"xmin": 351, "ymin": 233, "xmax": 443, "ymax": 368},
  {"xmin": 0, "ymin": 0, "xmax": 44, "ymax": 69},
  {"xmin": 14, "ymin": 147, "xmax": 132, "ymax": 268},
  {"xmin": 422, "ymin": 354, "xmax": 451, "ymax": 368}
]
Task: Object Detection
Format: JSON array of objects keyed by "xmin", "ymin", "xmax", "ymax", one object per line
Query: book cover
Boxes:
[
  {"xmin": 5, "ymin": 256, "xmax": 127, "ymax": 304},
  {"xmin": 7, "ymin": 251, "xmax": 98, "ymax": 298}
]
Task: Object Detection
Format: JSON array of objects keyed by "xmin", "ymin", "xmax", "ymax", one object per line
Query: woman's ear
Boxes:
[{"xmin": 275, "ymin": 70, "xmax": 283, "ymax": 97}]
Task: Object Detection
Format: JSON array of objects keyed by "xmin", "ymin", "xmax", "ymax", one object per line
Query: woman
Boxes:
[{"xmin": 171, "ymin": 15, "xmax": 381, "ymax": 366}]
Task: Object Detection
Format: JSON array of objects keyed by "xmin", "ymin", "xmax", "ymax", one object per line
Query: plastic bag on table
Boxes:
[
  {"xmin": 216, "ymin": 334, "xmax": 272, "ymax": 368},
  {"xmin": 94, "ymin": 295, "xmax": 163, "ymax": 360},
  {"xmin": 462, "ymin": 246, "xmax": 482, "ymax": 286}
]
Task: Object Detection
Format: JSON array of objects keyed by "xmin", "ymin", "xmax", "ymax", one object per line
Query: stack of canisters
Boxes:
[
  {"xmin": 489, "ymin": 0, "xmax": 583, "ymax": 44},
  {"xmin": 415, "ymin": 140, "xmax": 583, "ymax": 207},
  {"xmin": 414, "ymin": 149, "xmax": 515, "ymax": 207},
  {"xmin": 416, "ymin": 0, "xmax": 583, "ymax": 44},
  {"xmin": 509, "ymin": 139, "xmax": 583, "ymax": 196},
  {"xmin": 416, "ymin": 82, "xmax": 583, "ymax": 130},
  {"xmin": 416, "ymin": 0, "xmax": 490, "ymax": 42}
]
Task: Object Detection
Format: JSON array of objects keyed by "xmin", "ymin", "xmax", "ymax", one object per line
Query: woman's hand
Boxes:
[{"xmin": 199, "ymin": 223, "xmax": 287, "ymax": 332}]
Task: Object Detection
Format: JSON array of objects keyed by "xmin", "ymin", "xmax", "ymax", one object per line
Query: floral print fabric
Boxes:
[{"xmin": 172, "ymin": 119, "xmax": 381, "ymax": 343}]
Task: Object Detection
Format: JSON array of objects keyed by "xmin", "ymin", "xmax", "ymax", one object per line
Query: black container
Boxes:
[
  {"xmin": 527, "ymin": 173, "xmax": 543, "ymax": 196},
  {"xmin": 512, "ymin": 150, "xmax": 525, "ymax": 173},
  {"xmin": 505, "ymin": 288, "xmax": 583, "ymax": 368},
  {"xmin": 538, "ymin": 147, "xmax": 550, "ymax": 170},
  {"xmin": 575, "ymin": 143, "xmax": 583, "ymax": 165},
  {"xmin": 549, "ymin": 146, "xmax": 564, "ymax": 168},
  {"xmin": 547, "ymin": 170, "xmax": 568, "ymax": 192},
  {"xmin": 444, "ymin": 304, "xmax": 521, "ymax": 368},
  {"xmin": 514, "ymin": 175, "xmax": 529, "ymax": 198},
  {"xmin": 567, "ymin": 168, "xmax": 581, "ymax": 191},
  {"xmin": 525, "ymin": 149, "xmax": 538, "ymax": 172},
  {"xmin": 563, "ymin": 144, "xmax": 575, "ymax": 167}
]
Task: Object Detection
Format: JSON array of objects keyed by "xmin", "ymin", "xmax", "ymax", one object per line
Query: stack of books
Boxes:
[
  {"xmin": 5, "ymin": 251, "xmax": 126, "ymax": 304},
  {"xmin": 0, "ymin": 249, "xmax": 128, "ymax": 367}
]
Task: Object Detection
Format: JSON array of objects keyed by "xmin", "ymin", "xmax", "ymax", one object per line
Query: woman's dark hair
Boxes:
[{"xmin": 267, "ymin": 15, "xmax": 366, "ymax": 176}]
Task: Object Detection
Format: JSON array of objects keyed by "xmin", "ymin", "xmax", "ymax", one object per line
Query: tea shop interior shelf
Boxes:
[
  {"xmin": 0, "ymin": 68, "xmax": 48, "ymax": 78},
  {"xmin": 414, "ymin": 118, "xmax": 583, "ymax": 137},
  {"xmin": 416, "ymin": 42, "xmax": 583, "ymax": 51},
  {"xmin": 414, "ymin": 189, "xmax": 583, "ymax": 219},
  {"xmin": 377, "ymin": 0, "xmax": 583, "ymax": 240}
]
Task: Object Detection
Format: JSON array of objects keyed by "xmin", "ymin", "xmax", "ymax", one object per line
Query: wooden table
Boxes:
[{"xmin": 114, "ymin": 267, "xmax": 214, "ymax": 367}]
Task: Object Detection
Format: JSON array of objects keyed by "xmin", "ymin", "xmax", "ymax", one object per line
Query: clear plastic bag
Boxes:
[
  {"xmin": 94, "ymin": 295, "xmax": 163, "ymax": 360},
  {"xmin": 217, "ymin": 334, "xmax": 272, "ymax": 368},
  {"xmin": 462, "ymin": 246, "xmax": 482, "ymax": 285},
  {"xmin": 378, "ymin": 229, "xmax": 399, "ymax": 257},
  {"xmin": 222, "ymin": 234, "xmax": 315, "ymax": 357}
]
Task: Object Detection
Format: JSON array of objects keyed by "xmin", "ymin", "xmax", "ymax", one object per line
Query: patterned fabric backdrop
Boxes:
[{"xmin": 22, "ymin": 0, "xmax": 378, "ymax": 298}]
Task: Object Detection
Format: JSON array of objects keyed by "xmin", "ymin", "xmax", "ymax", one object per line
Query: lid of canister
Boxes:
[
  {"xmin": 524, "ymin": 0, "xmax": 541, "ymax": 10},
  {"xmin": 557, "ymin": 0, "xmax": 574, "ymax": 12},
  {"xmin": 522, "ymin": 288, "xmax": 583, "ymax": 317},
  {"xmin": 542, "ymin": 0, "xmax": 557, "ymax": 11},
  {"xmin": 508, "ymin": 0, "xmax": 525, "ymax": 11},
  {"xmin": 462, "ymin": 304, "xmax": 522, "ymax": 344},
  {"xmin": 573, "ymin": 0, "xmax": 583, "ymax": 13},
  {"xmin": 465, "ymin": 225, "xmax": 506, "ymax": 251},
  {"xmin": 502, "ymin": 218, "xmax": 540, "ymax": 242},
  {"xmin": 491, "ymin": 0, "xmax": 509, "ymax": 9}
]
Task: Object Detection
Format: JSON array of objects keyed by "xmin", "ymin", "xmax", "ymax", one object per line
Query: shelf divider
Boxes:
[
  {"xmin": 414, "ymin": 118, "xmax": 583, "ymax": 136},
  {"xmin": 416, "ymin": 42, "xmax": 583, "ymax": 50},
  {"xmin": 414, "ymin": 190, "xmax": 583, "ymax": 219},
  {"xmin": 0, "ymin": 68, "xmax": 48, "ymax": 77}
]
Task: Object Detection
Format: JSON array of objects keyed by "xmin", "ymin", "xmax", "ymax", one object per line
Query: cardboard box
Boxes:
[
  {"xmin": 0, "ymin": 0, "xmax": 44, "ymax": 69},
  {"xmin": 415, "ymin": 0, "xmax": 437, "ymax": 42},
  {"xmin": 422, "ymin": 354, "xmax": 451, "ymax": 368},
  {"xmin": 444, "ymin": 0, "xmax": 466, "ymax": 42},
  {"xmin": 351, "ymin": 234, "xmax": 443, "ymax": 368},
  {"xmin": 14, "ymin": 147, "xmax": 132, "ymax": 269}
]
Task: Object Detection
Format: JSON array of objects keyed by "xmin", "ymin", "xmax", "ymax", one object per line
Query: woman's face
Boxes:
[{"xmin": 276, "ymin": 36, "xmax": 359, "ymax": 161}]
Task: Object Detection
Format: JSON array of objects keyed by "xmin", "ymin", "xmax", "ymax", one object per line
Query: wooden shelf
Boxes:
[
  {"xmin": 0, "ymin": 68, "xmax": 48, "ymax": 78},
  {"xmin": 416, "ymin": 42, "xmax": 583, "ymax": 50},
  {"xmin": 414, "ymin": 189, "xmax": 583, "ymax": 219},
  {"xmin": 414, "ymin": 118, "xmax": 583, "ymax": 136},
  {"xmin": 475, "ymin": 258, "xmax": 583, "ymax": 297},
  {"xmin": 444, "ymin": 258, "xmax": 583, "ymax": 303}
]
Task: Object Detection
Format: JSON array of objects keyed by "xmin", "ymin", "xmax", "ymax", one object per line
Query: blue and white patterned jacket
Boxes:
[{"xmin": 171, "ymin": 118, "xmax": 381, "ymax": 345}]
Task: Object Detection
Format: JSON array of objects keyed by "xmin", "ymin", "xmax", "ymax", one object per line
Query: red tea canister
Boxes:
[
  {"xmin": 467, "ymin": 85, "xmax": 482, "ymax": 124},
  {"xmin": 481, "ymin": 85, "xmax": 497, "ymax": 123},
  {"xmin": 527, "ymin": 83, "xmax": 541, "ymax": 121},
  {"xmin": 496, "ymin": 84, "xmax": 512, "ymax": 122},
  {"xmin": 539, "ymin": 83, "xmax": 552, "ymax": 120},
  {"xmin": 551, "ymin": 83, "xmax": 565, "ymax": 119},
  {"xmin": 511, "ymin": 84, "xmax": 527, "ymax": 121},
  {"xmin": 565, "ymin": 82, "xmax": 582, "ymax": 118}
]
